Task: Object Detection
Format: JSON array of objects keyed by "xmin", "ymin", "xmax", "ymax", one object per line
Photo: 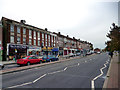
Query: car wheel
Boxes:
[
  {"xmin": 39, "ymin": 60, "xmax": 42, "ymax": 64},
  {"xmin": 27, "ymin": 62, "xmax": 30, "ymax": 66}
]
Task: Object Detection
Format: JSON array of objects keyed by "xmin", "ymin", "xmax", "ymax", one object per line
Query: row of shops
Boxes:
[
  {"xmin": 7, "ymin": 44, "xmax": 59, "ymax": 60},
  {"xmin": 7, "ymin": 44, "xmax": 89, "ymax": 60}
]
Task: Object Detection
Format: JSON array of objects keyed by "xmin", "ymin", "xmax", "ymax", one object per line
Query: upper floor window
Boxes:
[
  {"xmin": 10, "ymin": 24, "xmax": 14, "ymax": 32},
  {"xmin": 34, "ymin": 31, "xmax": 36, "ymax": 39},
  {"xmin": 10, "ymin": 36, "xmax": 14, "ymax": 43},
  {"xmin": 38, "ymin": 40, "xmax": 40, "ymax": 46},
  {"xmin": 42, "ymin": 33, "xmax": 44, "ymax": 40},
  {"xmin": 17, "ymin": 26, "xmax": 20, "ymax": 34},
  {"xmin": 34, "ymin": 40, "xmax": 36, "ymax": 45},
  {"xmin": 38, "ymin": 32, "xmax": 40, "ymax": 40},
  {"xmin": 29, "ymin": 39, "xmax": 32, "ymax": 45},
  {"xmin": 29, "ymin": 30, "xmax": 32, "ymax": 36},
  {"xmin": 23, "ymin": 28, "xmax": 26, "ymax": 34},
  {"xmin": 34, "ymin": 31, "xmax": 36, "ymax": 37},
  {"xmin": 23, "ymin": 38, "xmax": 26, "ymax": 44},
  {"xmin": 17, "ymin": 37, "xmax": 21, "ymax": 43},
  {"xmin": 45, "ymin": 34, "xmax": 47, "ymax": 39}
]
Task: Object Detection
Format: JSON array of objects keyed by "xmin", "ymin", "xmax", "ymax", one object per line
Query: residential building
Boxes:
[{"xmin": 1, "ymin": 17, "xmax": 58, "ymax": 61}]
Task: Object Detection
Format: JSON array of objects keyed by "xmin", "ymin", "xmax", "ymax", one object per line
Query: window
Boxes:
[
  {"xmin": 45, "ymin": 34, "xmax": 47, "ymax": 39},
  {"xmin": 10, "ymin": 36, "xmax": 14, "ymax": 43},
  {"xmin": 34, "ymin": 31, "xmax": 36, "ymax": 39},
  {"xmin": 23, "ymin": 38, "xmax": 26, "ymax": 44},
  {"xmin": 46, "ymin": 41, "xmax": 47, "ymax": 46},
  {"xmin": 29, "ymin": 39, "xmax": 32, "ymax": 45},
  {"xmin": 29, "ymin": 30, "xmax": 32, "ymax": 36},
  {"xmin": 34, "ymin": 40, "xmax": 36, "ymax": 45},
  {"xmin": 10, "ymin": 24, "xmax": 14, "ymax": 32},
  {"xmin": 17, "ymin": 26, "xmax": 20, "ymax": 34},
  {"xmin": 38, "ymin": 32, "xmax": 40, "ymax": 40},
  {"xmin": 23, "ymin": 28, "xmax": 26, "ymax": 34},
  {"xmin": 42, "ymin": 33, "xmax": 44, "ymax": 39},
  {"xmin": 34, "ymin": 31, "xmax": 36, "ymax": 37},
  {"xmin": 17, "ymin": 37, "xmax": 20, "ymax": 43},
  {"xmin": 38, "ymin": 40, "xmax": 40, "ymax": 46}
]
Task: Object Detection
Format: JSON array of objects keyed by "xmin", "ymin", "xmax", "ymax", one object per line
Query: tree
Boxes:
[{"xmin": 105, "ymin": 23, "xmax": 120, "ymax": 52}]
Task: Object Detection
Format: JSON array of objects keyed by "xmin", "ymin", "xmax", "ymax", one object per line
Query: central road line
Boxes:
[{"xmin": 91, "ymin": 60, "xmax": 108, "ymax": 90}]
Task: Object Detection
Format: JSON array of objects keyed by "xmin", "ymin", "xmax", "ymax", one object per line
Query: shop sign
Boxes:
[
  {"xmin": 9, "ymin": 44, "xmax": 27, "ymax": 49},
  {"xmin": 28, "ymin": 46, "xmax": 41, "ymax": 50},
  {"xmin": 64, "ymin": 48, "xmax": 67, "ymax": 50}
]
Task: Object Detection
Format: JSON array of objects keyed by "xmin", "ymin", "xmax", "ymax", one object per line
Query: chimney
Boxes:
[
  {"xmin": 20, "ymin": 20, "xmax": 26, "ymax": 24},
  {"xmin": 45, "ymin": 28, "xmax": 48, "ymax": 31}
]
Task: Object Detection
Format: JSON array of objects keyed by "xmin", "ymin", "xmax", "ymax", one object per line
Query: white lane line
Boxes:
[
  {"xmin": 91, "ymin": 61, "xmax": 108, "ymax": 90},
  {"xmin": 6, "ymin": 63, "xmax": 80, "ymax": 88},
  {"xmin": 7, "ymin": 82, "xmax": 32, "ymax": 88},
  {"xmin": 33, "ymin": 74, "xmax": 46, "ymax": 83},
  {"xmin": 64, "ymin": 67, "xmax": 68, "ymax": 71}
]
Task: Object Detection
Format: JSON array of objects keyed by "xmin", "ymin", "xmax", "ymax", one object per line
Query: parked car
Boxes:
[
  {"xmin": 68, "ymin": 53, "xmax": 75, "ymax": 57},
  {"xmin": 42, "ymin": 55, "xmax": 59, "ymax": 62},
  {"xmin": 17, "ymin": 56, "xmax": 43, "ymax": 66},
  {"xmin": 76, "ymin": 53, "xmax": 81, "ymax": 56},
  {"xmin": 0, "ymin": 64, "xmax": 4, "ymax": 69}
]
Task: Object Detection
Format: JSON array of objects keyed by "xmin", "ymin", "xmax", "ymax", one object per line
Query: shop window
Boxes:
[
  {"xmin": 17, "ymin": 37, "xmax": 21, "ymax": 43},
  {"xmin": 10, "ymin": 24, "xmax": 14, "ymax": 32},
  {"xmin": 17, "ymin": 26, "xmax": 20, "ymax": 34},
  {"xmin": 23, "ymin": 28, "xmax": 26, "ymax": 34},
  {"xmin": 10, "ymin": 36, "xmax": 14, "ymax": 43},
  {"xmin": 23, "ymin": 38, "xmax": 26, "ymax": 44}
]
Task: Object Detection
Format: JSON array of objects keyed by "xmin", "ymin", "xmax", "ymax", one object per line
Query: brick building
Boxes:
[{"xmin": 1, "ymin": 17, "xmax": 58, "ymax": 61}]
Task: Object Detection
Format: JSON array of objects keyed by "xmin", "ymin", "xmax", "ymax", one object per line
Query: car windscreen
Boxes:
[{"xmin": 22, "ymin": 57, "xmax": 28, "ymax": 59}]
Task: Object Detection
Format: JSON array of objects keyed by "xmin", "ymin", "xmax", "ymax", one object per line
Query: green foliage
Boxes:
[{"xmin": 105, "ymin": 23, "xmax": 120, "ymax": 52}]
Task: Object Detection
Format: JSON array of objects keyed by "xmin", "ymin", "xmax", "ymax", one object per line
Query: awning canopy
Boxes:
[{"xmin": 52, "ymin": 48, "xmax": 59, "ymax": 52}]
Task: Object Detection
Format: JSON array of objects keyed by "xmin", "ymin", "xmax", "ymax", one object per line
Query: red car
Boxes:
[{"xmin": 17, "ymin": 56, "xmax": 43, "ymax": 66}]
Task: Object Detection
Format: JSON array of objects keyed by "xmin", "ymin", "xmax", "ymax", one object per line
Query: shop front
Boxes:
[
  {"xmin": 52, "ymin": 48, "xmax": 59, "ymax": 56},
  {"xmin": 27, "ymin": 46, "xmax": 42, "ymax": 56},
  {"xmin": 8, "ymin": 44, "xmax": 28, "ymax": 60},
  {"xmin": 42, "ymin": 47, "xmax": 53, "ymax": 55},
  {"xmin": 59, "ymin": 47, "xmax": 63, "ymax": 56}
]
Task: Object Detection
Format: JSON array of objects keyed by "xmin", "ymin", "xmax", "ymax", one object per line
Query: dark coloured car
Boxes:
[{"xmin": 42, "ymin": 55, "xmax": 59, "ymax": 62}]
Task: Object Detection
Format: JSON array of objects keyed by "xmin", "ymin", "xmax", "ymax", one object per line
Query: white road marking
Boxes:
[
  {"xmin": 91, "ymin": 60, "xmax": 108, "ymax": 90},
  {"xmin": 7, "ymin": 82, "xmax": 32, "ymax": 88},
  {"xmin": 6, "ymin": 63, "xmax": 80, "ymax": 88},
  {"xmin": 33, "ymin": 74, "xmax": 46, "ymax": 83},
  {"xmin": 64, "ymin": 67, "xmax": 67, "ymax": 71}
]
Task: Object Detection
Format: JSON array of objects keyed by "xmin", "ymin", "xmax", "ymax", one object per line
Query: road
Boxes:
[{"xmin": 2, "ymin": 53, "xmax": 110, "ymax": 89}]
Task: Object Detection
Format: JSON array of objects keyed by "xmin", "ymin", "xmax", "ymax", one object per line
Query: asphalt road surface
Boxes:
[{"xmin": 2, "ymin": 53, "xmax": 110, "ymax": 89}]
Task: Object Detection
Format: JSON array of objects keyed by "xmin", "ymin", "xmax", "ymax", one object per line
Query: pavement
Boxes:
[{"xmin": 103, "ymin": 52, "xmax": 120, "ymax": 89}]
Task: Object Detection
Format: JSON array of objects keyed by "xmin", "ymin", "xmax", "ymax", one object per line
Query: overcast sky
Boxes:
[{"xmin": 0, "ymin": 0, "xmax": 119, "ymax": 49}]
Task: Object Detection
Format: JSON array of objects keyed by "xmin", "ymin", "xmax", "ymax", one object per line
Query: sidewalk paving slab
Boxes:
[{"xmin": 103, "ymin": 52, "xmax": 120, "ymax": 89}]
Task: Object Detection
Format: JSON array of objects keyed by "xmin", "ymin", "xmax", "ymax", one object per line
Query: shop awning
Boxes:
[{"xmin": 52, "ymin": 48, "xmax": 59, "ymax": 52}]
